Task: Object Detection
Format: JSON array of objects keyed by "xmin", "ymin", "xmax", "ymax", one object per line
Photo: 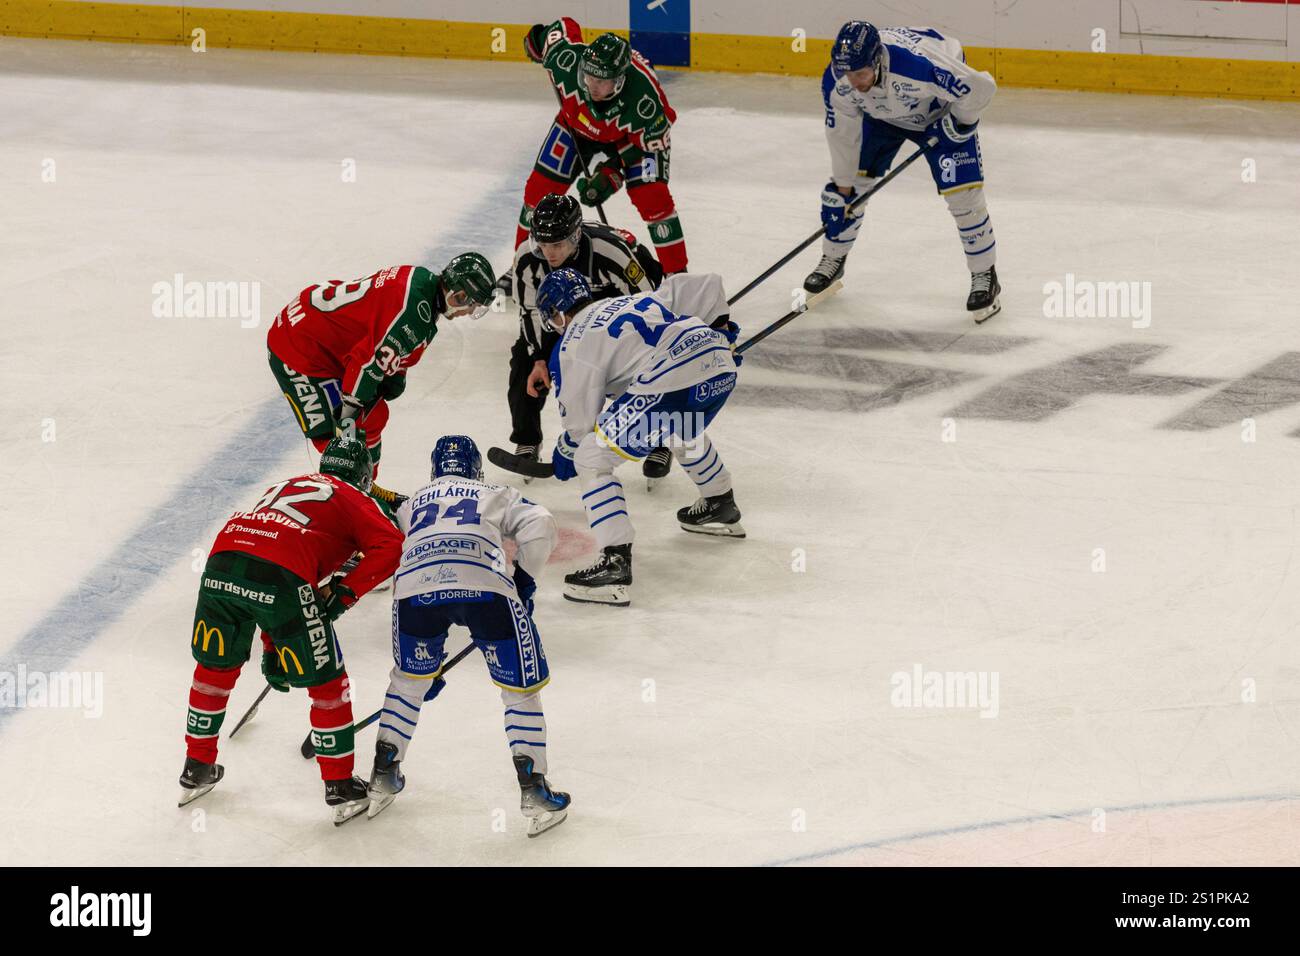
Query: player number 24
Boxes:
[{"xmin": 410, "ymin": 499, "xmax": 482, "ymax": 532}]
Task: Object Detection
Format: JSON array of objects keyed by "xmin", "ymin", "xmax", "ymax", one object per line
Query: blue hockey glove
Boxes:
[
  {"xmin": 551, "ymin": 432, "xmax": 579, "ymax": 482},
  {"xmin": 513, "ymin": 565, "xmax": 537, "ymax": 613},
  {"xmin": 821, "ymin": 183, "xmax": 854, "ymax": 238}
]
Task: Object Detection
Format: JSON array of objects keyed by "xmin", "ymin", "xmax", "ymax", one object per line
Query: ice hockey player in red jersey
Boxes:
[
  {"xmin": 179, "ymin": 436, "xmax": 403, "ymax": 825},
  {"xmin": 516, "ymin": 18, "xmax": 687, "ymax": 274},
  {"xmin": 267, "ymin": 253, "xmax": 496, "ymax": 479}
]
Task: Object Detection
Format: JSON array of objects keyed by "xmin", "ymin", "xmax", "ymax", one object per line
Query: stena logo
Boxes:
[{"xmin": 50, "ymin": 886, "xmax": 151, "ymax": 936}]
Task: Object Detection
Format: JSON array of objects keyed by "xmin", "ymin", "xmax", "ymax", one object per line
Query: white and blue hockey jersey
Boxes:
[
  {"xmin": 392, "ymin": 476, "xmax": 556, "ymax": 601},
  {"xmin": 554, "ymin": 272, "xmax": 736, "ymax": 440},
  {"xmin": 824, "ymin": 26, "xmax": 996, "ymax": 188}
]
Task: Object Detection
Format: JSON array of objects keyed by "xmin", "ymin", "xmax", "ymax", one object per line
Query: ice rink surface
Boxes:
[{"xmin": 2, "ymin": 38, "xmax": 1299, "ymax": 866}]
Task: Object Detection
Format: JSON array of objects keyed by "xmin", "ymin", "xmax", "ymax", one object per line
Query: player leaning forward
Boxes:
[
  {"xmin": 807, "ymin": 21, "xmax": 1001, "ymax": 322},
  {"xmin": 179, "ymin": 437, "xmax": 401, "ymax": 824},
  {"xmin": 517, "ymin": 17, "xmax": 687, "ymax": 273},
  {"xmin": 267, "ymin": 254, "xmax": 497, "ymax": 479},
  {"xmin": 538, "ymin": 268, "xmax": 745, "ymax": 607},
  {"xmin": 368, "ymin": 436, "xmax": 570, "ymax": 836}
]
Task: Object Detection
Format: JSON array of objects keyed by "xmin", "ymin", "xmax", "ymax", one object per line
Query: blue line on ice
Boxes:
[{"xmin": 0, "ymin": 157, "xmax": 532, "ymax": 735}]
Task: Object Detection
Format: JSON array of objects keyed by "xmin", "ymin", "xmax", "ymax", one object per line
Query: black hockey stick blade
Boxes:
[
  {"xmin": 300, "ymin": 642, "xmax": 478, "ymax": 759},
  {"xmin": 229, "ymin": 684, "xmax": 274, "ymax": 739},
  {"xmin": 488, "ymin": 445, "xmax": 555, "ymax": 479}
]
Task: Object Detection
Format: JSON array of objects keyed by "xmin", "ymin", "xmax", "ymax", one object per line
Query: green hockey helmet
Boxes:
[
  {"xmin": 580, "ymin": 33, "xmax": 631, "ymax": 116},
  {"xmin": 319, "ymin": 434, "xmax": 372, "ymax": 492},
  {"xmin": 441, "ymin": 252, "xmax": 496, "ymax": 320}
]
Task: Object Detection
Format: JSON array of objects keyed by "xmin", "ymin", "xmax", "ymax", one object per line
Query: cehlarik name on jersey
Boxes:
[
  {"xmin": 298, "ymin": 585, "xmax": 331, "ymax": 670},
  {"xmin": 203, "ymin": 578, "xmax": 275, "ymax": 605}
]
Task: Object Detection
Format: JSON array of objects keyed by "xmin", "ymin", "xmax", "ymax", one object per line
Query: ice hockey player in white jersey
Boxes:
[
  {"xmin": 808, "ymin": 21, "xmax": 1001, "ymax": 322},
  {"xmin": 368, "ymin": 435, "xmax": 569, "ymax": 836},
  {"xmin": 536, "ymin": 268, "xmax": 745, "ymax": 607}
]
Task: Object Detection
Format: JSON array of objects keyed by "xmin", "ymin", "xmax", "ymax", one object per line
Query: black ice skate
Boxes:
[
  {"xmin": 642, "ymin": 446, "xmax": 672, "ymax": 491},
  {"xmin": 514, "ymin": 441, "xmax": 540, "ymax": 485},
  {"xmin": 967, "ymin": 265, "xmax": 1001, "ymax": 324},
  {"xmin": 677, "ymin": 489, "xmax": 746, "ymax": 538},
  {"xmin": 367, "ymin": 741, "xmax": 406, "ymax": 819},
  {"xmin": 563, "ymin": 544, "xmax": 632, "ymax": 607},
  {"xmin": 803, "ymin": 254, "xmax": 846, "ymax": 294},
  {"xmin": 178, "ymin": 756, "xmax": 224, "ymax": 807},
  {"xmin": 514, "ymin": 754, "xmax": 570, "ymax": 838},
  {"xmin": 325, "ymin": 775, "xmax": 371, "ymax": 826}
]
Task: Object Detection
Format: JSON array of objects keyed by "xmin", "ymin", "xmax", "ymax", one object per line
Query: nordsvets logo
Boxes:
[{"xmin": 50, "ymin": 886, "xmax": 151, "ymax": 936}]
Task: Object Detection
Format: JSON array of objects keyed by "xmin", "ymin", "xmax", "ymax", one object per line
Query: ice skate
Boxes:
[
  {"xmin": 563, "ymin": 544, "xmax": 632, "ymax": 606},
  {"xmin": 967, "ymin": 265, "xmax": 1001, "ymax": 324},
  {"xmin": 677, "ymin": 489, "xmax": 746, "ymax": 538},
  {"xmin": 803, "ymin": 254, "xmax": 846, "ymax": 294},
  {"xmin": 514, "ymin": 755, "xmax": 570, "ymax": 838},
  {"xmin": 177, "ymin": 756, "xmax": 223, "ymax": 807},
  {"xmin": 367, "ymin": 741, "xmax": 405, "ymax": 819},
  {"xmin": 325, "ymin": 775, "xmax": 371, "ymax": 826},
  {"xmin": 642, "ymin": 446, "xmax": 672, "ymax": 491}
]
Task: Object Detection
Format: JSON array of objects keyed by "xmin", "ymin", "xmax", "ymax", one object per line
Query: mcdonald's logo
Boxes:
[
  {"xmin": 277, "ymin": 646, "xmax": 305, "ymax": 676},
  {"xmin": 192, "ymin": 620, "xmax": 225, "ymax": 657}
]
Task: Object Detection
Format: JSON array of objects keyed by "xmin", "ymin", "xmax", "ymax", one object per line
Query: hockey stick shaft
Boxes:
[
  {"xmin": 551, "ymin": 85, "xmax": 609, "ymax": 226},
  {"xmin": 228, "ymin": 683, "xmax": 273, "ymax": 738},
  {"xmin": 299, "ymin": 640, "xmax": 478, "ymax": 759},
  {"xmin": 735, "ymin": 281, "xmax": 842, "ymax": 356},
  {"xmin": 726, "ymin": 128, "xmax": 944, "ymax": 308}
]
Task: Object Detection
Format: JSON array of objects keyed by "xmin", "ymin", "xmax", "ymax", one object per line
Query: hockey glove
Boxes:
[
  {"xmin": 261, "ymin": 648, "xmax": 291, "ymax": 692},
  {"xmin": 936, "ymin": 114, "xmax": 978, "ymax": 144},
  {"xmin": 524, "ymin": 23, "xmax": 550, "ymax": 63},
  {"xmin": 380, "ymin": 372, "xmax": 407, "ymax": 401},
  {"xmin": 322, "ymin": 577, "xmax": 357, "ymax": 621},
  {"xmin": 551, "ymin": 432, "xmax": 579, "ymax": 482},
  {"xmin": 577, "ymin": 159, "xmax": 625, "ymax": 207},
  {"xmin": 371, "ymin": 483, "xmax": 409, "ymax": 511},
  {"xmin": 714, "ymin": 318, "xmax": 744, "ymax": 366},
  {"xmin": 513, "ymin": 565, "xmax": 537, "ymax": 613},
  {"xmin": 820, "ymin": 183, "xmax": 855, "ymax": 239}
]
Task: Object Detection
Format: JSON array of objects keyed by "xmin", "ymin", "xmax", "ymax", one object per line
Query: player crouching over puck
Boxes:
[
  {"xmin": 179, "ymin": 436, "xmax": 402, "ymax": 825},
  {"xmin": 536, "ymin": 268, "xmax": 746, "ymax": 608},
  {"xmin": 369, "ymin": 436, "xmax": 569, "ymax": 836}
]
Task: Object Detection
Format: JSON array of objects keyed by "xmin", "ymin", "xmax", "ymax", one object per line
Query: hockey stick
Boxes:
[
  {"xmin": 487, "ymin": 283, "xmax": 845, "ymax": 481},
  {"xmin": 550, "ymin": 86, "xmax": 610, "ymax": 226},
  {"xmin": 736, "ymin": 280, "xmax": 843, "ymax": 356},
  {"xmin": 228, "ymin": 684, "xmax": 274, "ymax": 739},
  {"xmin": 725, "ymin": 125, "xmax": 946, "ymax": 308},
  {"xmin": 299, "ymin": 641, "xmax": 477, "ymax": 759}
]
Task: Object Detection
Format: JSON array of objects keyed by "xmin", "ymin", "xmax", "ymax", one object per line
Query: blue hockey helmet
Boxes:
[
  {"xmin": 831, "ymin": 21, "xmax": 883, "ymax": 80},
  {"xmin": 536, "ymin": 267, "xmax": 594, "ymax": 332},
  {"xmin": 431, "ymin": 434, "xmax": 483, "ymax": 481}
]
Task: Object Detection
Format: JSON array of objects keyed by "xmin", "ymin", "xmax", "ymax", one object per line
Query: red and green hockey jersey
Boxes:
[
  {"xmin": 536, "ymin": 18, "xmax": 676, "ymax": 156},
  {"xmin": 211, "ymin": 472, "xmax": 403, "ymax": 599},
  {"xmin": 267, "ymin": 266, "xmax": 440, "ymax": 407}
]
